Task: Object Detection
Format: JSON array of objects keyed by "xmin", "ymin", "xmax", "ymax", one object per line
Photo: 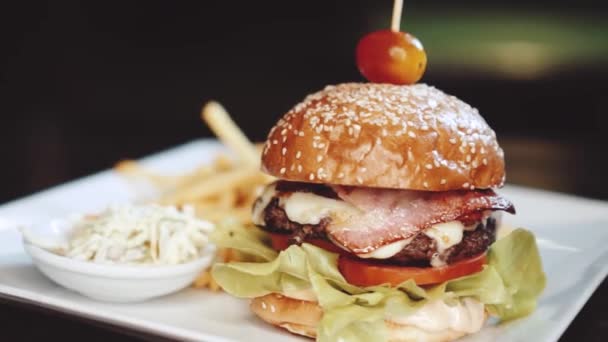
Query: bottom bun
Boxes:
[
  {"xmin": 250, "ymin": 293, "xmax": 321, "ymax": 338},
  {"xmin": 250, "ymin": 294, "xmax": 485, "ymax": 342}
]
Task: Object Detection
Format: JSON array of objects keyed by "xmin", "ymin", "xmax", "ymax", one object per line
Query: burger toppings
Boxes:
[
  {"xmin": 253, "ymin": 181, "xmax": 513, "ymax": 267},
  {"xmin": 338, "ymin": 253, "xmax": 487, "ymax": 287},
  {"xmin": 329, "ymin": 185, "xmax": 513, "ymax": 254},
  {"xmin": 211, "ymin": 225, "xmax": 546, "ymax": 341}
]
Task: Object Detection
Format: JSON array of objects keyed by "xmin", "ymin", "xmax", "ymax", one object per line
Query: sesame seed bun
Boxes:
[
  {"xmin": 261, "ymin": 83, "xmax": 505, "ymax": 191},
  {"xmin": 250, "ymin": 294, "xmax": 485, "ymax": 341}
]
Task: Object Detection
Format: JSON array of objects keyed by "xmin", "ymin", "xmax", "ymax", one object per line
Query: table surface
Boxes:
[{"xmin": 1, "ymin": 279, "xmax": 606, "ymax": 341}]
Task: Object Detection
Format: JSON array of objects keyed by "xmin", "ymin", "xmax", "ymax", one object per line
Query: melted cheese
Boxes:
[
  {"xmin": 358, "ymin": 238, "xmax": 413, "ymax": 259},
  {"xmin": 424, "ymin": 221, "xmax": 465, "ymax": 267},
  {"xmin": 252, "ymin": 183, "xmax": 277, "ymax": 225},
  {"xmin": 281, "ymin": 192, "xmax": 360, "ymax": 225},
  {"xmin": 387, "ymin": 298, "xmax": 485, "ymax": 333},
  {"xmin": 355, "ymin": 221, "xmax": 465, "ymax": 262}
]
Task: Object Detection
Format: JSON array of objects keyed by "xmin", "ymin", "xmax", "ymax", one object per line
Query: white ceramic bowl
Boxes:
[{"xmin": 21, "ymin": 218, "xmax": 215, "ymax": 303}]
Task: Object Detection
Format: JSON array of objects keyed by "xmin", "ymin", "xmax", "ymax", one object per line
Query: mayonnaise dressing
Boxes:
[{"xmin": 387, "ymin": 298, "xmax": 486, "ymax": 333}]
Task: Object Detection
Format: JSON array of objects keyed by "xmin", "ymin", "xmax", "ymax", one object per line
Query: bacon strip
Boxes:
[{"xmin": 328, "ymin": 186, "xmax": 514, "ymax": 254}]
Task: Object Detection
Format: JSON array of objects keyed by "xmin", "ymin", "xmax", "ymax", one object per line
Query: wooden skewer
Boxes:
[{"xmin": 391, "ymin": 0, "xmax": 403, "ymax": 32}]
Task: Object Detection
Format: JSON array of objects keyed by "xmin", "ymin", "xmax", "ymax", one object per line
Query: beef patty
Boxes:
[{"xmin": 259, "ymin": 194, "xmax": 497, "ymax": 267}]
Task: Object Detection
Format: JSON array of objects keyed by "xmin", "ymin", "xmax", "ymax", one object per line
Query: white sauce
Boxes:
[{"xmin": 387, "ymin": 298, "xmax": 485, "ymax": 333}]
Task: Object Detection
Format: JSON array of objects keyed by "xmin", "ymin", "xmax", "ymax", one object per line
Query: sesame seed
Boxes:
[
  {"xmin": 281, "ymin": 147, "xmax": 287, "ymax": 156},
  {"xmin": 470, "ymin": 185, "xmax": 475, "ymax": 190},
  {"xmin": 423, "ymin": 181, "xmax": 429, "ymax": 188},
  {"xmin": 480, "ymin": 147, "xmax": 486, "ymax": 154},
  {"xmin": 279, "ymin": 167, "xmax": 286, "ymax": 174},
  {"xmin": 408, "ymin": 131, "xmax": 416, "ymax": 138},
  {"xmin": 309, "ymin": 173, "xmax": 315, "ymax": 181},
  {"xmin": 356, "ymin": 176, "xmax": 363, "ymax": 184},
  {"xmin": 462, "ymin": 182, "xmax": 470, "ymax": 188},
  {"xmin": 425, "ymin": 164, "xmax": 433, "ymax": 170},
  {"xmin": 360, "ymin": 167, "xmax": 367, "ymax": 172},
  {"xmin": 272, "ymin": 140, "xmax": 278, "ymax": 145},
  {"xmin": 337, "ymin": 172, "xmax": 345, "ymax": 179},
  {"xmin": 298, "ymin": 131, "xmax": 305, "ymax": 137},
  {"xmin": 449, "ymin": 138, "xmax": 457, "ymax": 144},
  {"xmin": 440, "ymin": 179, "xmax": 447, "ymax": 185},
  {"xmin": 297, "ymin": 165, "xmax": 302, "ymax": 172},
  {"xmin": 317, "ymin": 155, "xmax": 323, "ymax": 162},
  {"xmin": 281, "ymin": 129, "xmax": 287, "ymax": 136},
  {"xmin": 483, "ymin": 158, "xmax": 488, "ymax": 165},
  {"xmin": 296, "ymin": 151, "xmax": 302, "ymax": 159},
  {"xmin": 466, "ymin": 155, "xmax": 471, "ymax": 163}
]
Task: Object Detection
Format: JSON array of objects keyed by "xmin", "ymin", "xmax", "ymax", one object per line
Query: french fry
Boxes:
[
  {"xmin": 159, "ymin": 166, "xmax": 260, "ymax": 205},
  {"xmin": 208, "ymin": 276, "xmax": 221, "ymax": 291},
  {"xmin": 193, "ymin": 271, "xmax": 211, "ymax": 288},
  {"xmin": 202, "ymin": 101, "xmax": 259, "ymax": 166}
]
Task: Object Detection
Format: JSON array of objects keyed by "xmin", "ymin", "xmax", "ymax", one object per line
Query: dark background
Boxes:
[{"xmin": 1, "ymin": 1, "xmax": 607, "ymax": 341}]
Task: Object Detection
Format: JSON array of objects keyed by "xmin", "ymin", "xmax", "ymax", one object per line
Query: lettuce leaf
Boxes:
[{"xmin": 211, "ymin": 223, "xmax": 545, "ymax": 341}]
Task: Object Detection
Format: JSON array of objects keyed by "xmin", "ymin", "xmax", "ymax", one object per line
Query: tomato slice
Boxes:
[
  {"xmin": 338, "ymin": 253, "xmax": 487, "ymax": 287},
  {"xmin": 269, "ymin": 232, "xmax": 345, "ymax": 254}
]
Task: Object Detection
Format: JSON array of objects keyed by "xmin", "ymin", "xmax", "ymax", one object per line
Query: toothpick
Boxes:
[{"xmin": 391, "ymin": 0, "xmax": 403, "ymax": 32}]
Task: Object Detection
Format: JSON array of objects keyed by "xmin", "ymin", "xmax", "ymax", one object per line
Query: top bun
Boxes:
[{"xmin": 261, "ymin": 83, "xmax": 505, "ymax": 191}]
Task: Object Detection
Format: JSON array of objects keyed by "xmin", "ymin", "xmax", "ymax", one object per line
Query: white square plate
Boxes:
[{"xmin": 0, "ymin": 139, "xmax": 607, "ymax": 342}]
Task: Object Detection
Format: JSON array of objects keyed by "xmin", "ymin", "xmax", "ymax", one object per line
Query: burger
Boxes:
[{"xmin": 212, "ymin": 83, "xmax": 545, "ymax": 342}]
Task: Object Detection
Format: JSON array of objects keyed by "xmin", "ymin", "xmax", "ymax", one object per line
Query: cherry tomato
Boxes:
[
  {"xmin": 356, "ymin": 30, "xmax": 427, "ymax": 85},
  {"xmin": 338, "ymin": 253, "xmax": 486, "ymax": 287}
]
